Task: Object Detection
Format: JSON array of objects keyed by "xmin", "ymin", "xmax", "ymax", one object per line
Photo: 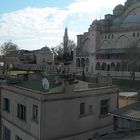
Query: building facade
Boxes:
[
  {"xmin": 36, "ymin": 47, "xmax": 53, "ymax": 65},
  {"xmin": 76, "ymin": 0, "xmax": 140, "ymax": 79},
  {"xmin": 1, "ymin": 74, "xmax": 118, "ymax": 140}
]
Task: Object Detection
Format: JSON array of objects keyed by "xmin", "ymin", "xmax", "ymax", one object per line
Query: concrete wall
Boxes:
[
  {"xmin": 1, "ymin": 87, "xmax": 41, "ymax": 140},
  {"xmin": 41, "ymin": 86, "xmax": 118, "ymax": 140},
  {"xmin": 2, "ymin": 119, "xmax": 37, "ymax": 140}
]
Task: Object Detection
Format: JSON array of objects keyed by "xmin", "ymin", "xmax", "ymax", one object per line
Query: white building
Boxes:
[
  {"xmin": 1, "ymin": 74, "xmax": 118, "ymax": 140},
  {"xmin": 76, "ymin": 0, "xmax": 140, "ymax": 79}
]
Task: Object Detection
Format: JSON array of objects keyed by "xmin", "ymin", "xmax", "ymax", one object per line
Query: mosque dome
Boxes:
[
  {"xmin": 113, "ymin": 4, "xmax": 125, "ymax": 16},
  {"xmin": 112, "ymin": 17, "xmax": 123, "ymax": 25},
  {"xmin": 92, "ymin": 20, "xmax": 100, "ymax": 25},
  {"xmin": 114, "ymin": 4, "xmax": 124, "ymax": 10},
  {"xmin": 123, "ymin": 15, "xmax": 140, "ymax": 24},
  {"xmin": 39, "ymin": 46, "xmax": 52, "ymax": 54}
]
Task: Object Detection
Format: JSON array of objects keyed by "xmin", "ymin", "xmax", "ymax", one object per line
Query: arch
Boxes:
[
  {"xmin": 96, "ymin": 62, "xmax": 101, "ymax": 70},
  {"xmin": 116, "ymin": 35, "xmax": 130, "ymax": 48},
  {"xmin": 123, "ymin": 5, "xmax": 140, "ymax": 18},
  {"xmin": 82, "ymin": 38, "xmax": 90, "ymax": 46},
  {"xmin": 82, "ymin": 38, "xmax": 91, "ymax": 53},
  {"xmin": 116, "ymin": 63, "xmax": 121, "ymax": 71},
  {"xmin": 102, "ymin": 62, "xmax": 106, "ymax": 70},
  {"xmin": 76, "ymin": 58, "xmax": 80, "ymax": 67},
  {"xmin": 86, "ymin": 58, "xmax": 89, "ymax": 66},
  {"xmin": 81, "ymin": 58, "xmax": 85, "ymax": 68},
  {"xmin": 110, "ymin": 62, "xmax": 115, "ymax": 71}
]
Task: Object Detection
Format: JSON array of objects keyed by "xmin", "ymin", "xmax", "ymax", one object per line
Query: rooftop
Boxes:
[
  {"xmin": 16, "ymin": 74, "xmax": 58, "ymax": 93},
  {"xmin": 96, "ymin": 130, "xmax": 140, "ymax": 140},
  {"xmin": 110, "ymin": 102, "xmax": 140, "ymax": 121}
]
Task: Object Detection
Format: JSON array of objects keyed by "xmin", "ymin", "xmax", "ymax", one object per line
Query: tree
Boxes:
[
  {"xmin": 52, "ymin": 40, "xmax": 76, "ymax": 61},
  {"xmin": 0, "ymin": 41, "xmax": 19, "ymax": 74},
  {"xmin": 124, "ymin": 42, "xmax": 140, "ymax": 86}
]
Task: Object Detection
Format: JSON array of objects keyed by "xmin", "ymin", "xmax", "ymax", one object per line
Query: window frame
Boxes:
[
  {"xmin": 100, "ymin": 99, "xmax": 110, "ymax": 116},
  {"xmin": 17, "ymin": 104, "xmax": 26, "ymax": 121},
  {"xmin": 32, "ymin": 104, "xmax": 38, "ymax": 122},
  {"xmin": 80, "ymin": 103, "xmax": 85, "ymax": 115},
  {"xmin": 3, "ymin": 98, "xmax": 10, "ymax": 112},
  {"xmin": 3, "ymin": 126, "xmax": 11, "ymax": 140}
]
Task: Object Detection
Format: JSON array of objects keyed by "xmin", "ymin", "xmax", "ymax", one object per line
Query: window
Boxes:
[
  {"xmin": 32, "ymin": 105, "xmax": 38, "ymax": 121},
  {"xmin": 42, "ymin": 58, "xmax": 45, "ymax": 63},
  {"xmin": 17, "ymin": 104, "xmax": 26, "ymax": 120},
  {"xmin": 88, "ymin": 105, "xmax": 93, "ymax": 113},
  {"xmin": 112, "ymin": 34, "xmax": 114, "ymax": 39},
  {"xmin": 3, "ymin": 126, "xmax": 11, "ymax": 140},
  {"xmin": 108, "ymin": 34, "xmax": 110, "ymax": 39},
  {"xmin": 100, "ymin": 99, "xmax": 109, "ymax": 116},
  {"xmin": 3, "ymin": 98, "xmax": 10, "ymax": 112},
  {"xmin": 15, "ymin": 135, "xmax": 22, "ymax": 140},
  {"xmin": 137, "ymin": 32, "xmax": 139, "ymax": 37},
  {"xmin": 80, "ymin": 103, "xmax": 85, "ymax": 115},
  {"xmin": 133, "ymin": 32, "xmax": 135, "ymax": 37}
]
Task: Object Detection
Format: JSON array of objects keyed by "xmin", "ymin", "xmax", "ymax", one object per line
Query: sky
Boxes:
[{"xmin": 0, "ymin": 0, "xmax": 126, "ymax": 50}]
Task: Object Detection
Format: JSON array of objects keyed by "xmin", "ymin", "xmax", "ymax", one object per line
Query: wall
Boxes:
[
  {"xmin": 40, "ymin": 86, "xmax": 118, "ymax": 140},
  {"xmin": 1, "ymin": 87, "xmax": 41, "ymax": 140}
]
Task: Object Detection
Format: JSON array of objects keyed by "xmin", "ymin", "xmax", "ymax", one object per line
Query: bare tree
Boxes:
[
  {"xmin": 125, "ymin": 42, "xmax": 140, "ymax": 86},
  {"xmin": 52, "ymin": 40, "xmax": 76, "ymax": 60},
  {"xmin": 0, "ymin": 41, "xmax": 19, "ymax": 74}
]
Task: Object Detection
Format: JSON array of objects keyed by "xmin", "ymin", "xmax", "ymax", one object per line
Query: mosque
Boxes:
[{"xmin": 76, "ymin": 0, "xmax": 140, "ymax": 79}]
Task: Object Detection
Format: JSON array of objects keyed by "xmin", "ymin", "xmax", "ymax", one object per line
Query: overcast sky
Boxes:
[{"xmin": 0, "ymin": 0, "xmax": 126, "ymax": 50}]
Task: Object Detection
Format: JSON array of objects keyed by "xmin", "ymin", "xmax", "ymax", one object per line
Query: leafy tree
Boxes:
[{"xmin": 0, "ymin": 41, "xmax": 19, "ymax": 74}]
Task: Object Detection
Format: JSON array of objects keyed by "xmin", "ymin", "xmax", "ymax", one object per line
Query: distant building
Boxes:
[
  {"xmin": 76, "ymin": 0, "xmax": 140, "ymax": 79},
  {"xmin": 18, "ymin": 50, "xmax": 37, "ymax": 64},
  {"xmin": 1, "ymin": 73, "xmax": 118, "ymax": 140},
  {"xmin": 36, "ymin": 46, "xmax": 53, "ymax": 65}
]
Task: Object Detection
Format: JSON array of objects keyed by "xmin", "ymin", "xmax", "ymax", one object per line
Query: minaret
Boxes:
[{"xmin": 63, "ymin": 27, "xmax": 69, "ymax": 55}]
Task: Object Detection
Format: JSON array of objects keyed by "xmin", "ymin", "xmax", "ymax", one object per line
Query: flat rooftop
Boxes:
[{"xmin": 16, "ymin": 74, "xmax": 57, "ymax": 93}]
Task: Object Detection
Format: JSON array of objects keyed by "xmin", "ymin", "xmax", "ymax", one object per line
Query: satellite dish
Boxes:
[{"xmin": 42, "ymin": 78, "xmax": 49, "ymax": 91}]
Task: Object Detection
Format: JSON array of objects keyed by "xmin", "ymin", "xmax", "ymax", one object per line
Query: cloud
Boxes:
[{"xmin": 0, "ymin": 0, "xmax": 126, "ymax": 50}]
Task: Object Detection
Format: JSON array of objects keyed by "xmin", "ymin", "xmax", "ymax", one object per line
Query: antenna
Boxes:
[{"xmin": 42, "ymin": 78, "xmax": 50, "ymax": 91}]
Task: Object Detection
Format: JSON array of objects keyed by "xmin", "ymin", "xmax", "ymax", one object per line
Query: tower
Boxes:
[{"xmin": 63, "ymin": 27, "xmax": 69, "ymax": 55}]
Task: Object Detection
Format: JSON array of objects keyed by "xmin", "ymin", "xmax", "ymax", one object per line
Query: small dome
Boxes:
[
  {"xmin": 112, "ymin": 17, "xmax": 123, "ymax": 25},
  {"xmin": 113, "ymin": 4, "xmax": 124, "ymax": 16},
  {"xmin": 114, "ymin": 4, "xmax": 124, "ymax": 10},
  {"xmin": 92, "ymin": 20, "xmax": 99, "ymax": 25},
  {"xmin": 123, "ymin": 15, "xmax": 140, "ymax": 24},
  {"xmin": 39, "ymin": 46, "xmax": 52, "ymax": 54}
]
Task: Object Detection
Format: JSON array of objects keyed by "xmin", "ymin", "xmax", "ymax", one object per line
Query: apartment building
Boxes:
[{"xmin": 1, "ymin": 74, "xmax": 119, "ymax": 140}]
